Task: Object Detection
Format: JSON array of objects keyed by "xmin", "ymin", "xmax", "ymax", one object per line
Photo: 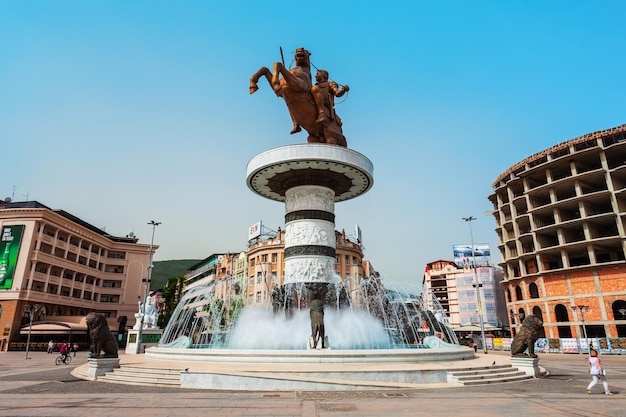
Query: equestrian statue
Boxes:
[{"xmin": 250, "ymin": 47, "xmax": 349, "ymax": 147}]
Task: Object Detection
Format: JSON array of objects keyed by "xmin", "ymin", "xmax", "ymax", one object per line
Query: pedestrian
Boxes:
[
  {"xmin": 47, "ymin": 340, "xmax": 54, "ymax": 354},
  {"xmin": 587, "ymin": 348, "xmax": 613, "ymax": 395},
  {"xmin": 72, "ymin": 342, "xmax": 79, "ymax": 357}
]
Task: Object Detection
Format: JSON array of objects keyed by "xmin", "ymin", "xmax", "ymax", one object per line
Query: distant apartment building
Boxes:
[
  {"xmin": 183, "ymin": 253, "xmax": 238, "ymax": 305},
  {"xmin": 489, "ymin": 124, "xmax": 626, "ymax": 338},
  {"xmin": 422, "ymin": 260, "xmax": 508, "ymax": 330},
  {"xmin": 0, "ymin": 201, "xmax": 155, "ymax": 351}
]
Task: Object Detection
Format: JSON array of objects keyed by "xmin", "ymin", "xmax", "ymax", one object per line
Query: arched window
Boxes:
[
  {"xmin": 529, "ymin": 283, "xmax": 539, "ymax": 299},
  {"xmin": 515, "ymin": 285, "xmax": 523, "ymax": 301},
  {"xmin": 555, "ymin": 304, "xmax": 569, "ymax": 322},
  {"xmin": 506, "ymin": 288, "xmax": 512, "ymax": 303},
  {"xmin": 554, "ymin": 303, "xmax": 572, "ymax": 338},
  {"xmin": 611, "ymin": 300, "xmax": 626, "ymax": 320},
  {"xmin": 612, "ymin": 300, "xmax": 626, "ymax": 337}
]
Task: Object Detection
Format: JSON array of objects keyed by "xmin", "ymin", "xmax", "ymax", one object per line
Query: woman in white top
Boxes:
[{"xmin": 587, "ymin": 348, "xmax": 613, "ymax": 395}]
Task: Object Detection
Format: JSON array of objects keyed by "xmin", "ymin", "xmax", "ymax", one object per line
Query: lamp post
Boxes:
[
  {"xmin": 136, "ymin": 220, "xmax": 161, "ymax": 354},
  {"xmin": 462, "ymin": 216, "xmax": 487, "ymax": 354},
  {"xmin": 571, "ymin": 305, "xmax": 590, "ymax": 354},
  {"xmin": 23, "ymin": 303, "xmax": 41, "ymax": 359}
]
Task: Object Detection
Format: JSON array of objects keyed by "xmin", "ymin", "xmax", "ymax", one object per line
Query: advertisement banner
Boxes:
[
  {"xmin": 453, "ymin": 243, "xmax": 491, "ymax": 267},
  {"xmin": 0, "ymin": 225, "xmax": 25, "ymax": 290},
  {"xmin": 248, "ymin": 221, "xmax": 261, "ymax": 240}
]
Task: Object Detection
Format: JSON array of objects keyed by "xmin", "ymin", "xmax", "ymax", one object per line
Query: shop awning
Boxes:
[
  {"xmin": 19, "ymin": 321, "xmax": 88, "ymax": 335},
  {"xmin": 453, "ymin": 324, "xmax": 501, "ymax": 332}
]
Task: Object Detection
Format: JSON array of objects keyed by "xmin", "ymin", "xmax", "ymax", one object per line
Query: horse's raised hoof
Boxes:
[
  {"xmin": 249, "ymin": 84, "xmax": 259, "ymax": 94},
  {"xmin": 290, "ymin": 125, "xmax": 302, "ymax": 134}
]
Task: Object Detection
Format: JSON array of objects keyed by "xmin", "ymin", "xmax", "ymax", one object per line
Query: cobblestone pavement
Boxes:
[{"xmin": 0, "ymin": 350, "xmax": 624, "ymax": 416}]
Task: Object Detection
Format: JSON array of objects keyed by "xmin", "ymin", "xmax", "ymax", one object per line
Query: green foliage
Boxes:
[{"xmin": 158, "ymin": 275, "xmax": 186, "ymax": 328}]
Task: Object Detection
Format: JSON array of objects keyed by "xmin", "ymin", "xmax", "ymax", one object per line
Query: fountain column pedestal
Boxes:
[{"xmin": 247, "ymin": 144, "xmax": 374, "ymax": 348}]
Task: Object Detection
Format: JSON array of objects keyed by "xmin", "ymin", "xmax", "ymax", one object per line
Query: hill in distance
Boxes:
[{"xmin": 150, "ymin": 259, "xmax": 200, "ymax": 290}]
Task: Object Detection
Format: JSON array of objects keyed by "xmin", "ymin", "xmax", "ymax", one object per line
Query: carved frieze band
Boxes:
[
  {"xmin": 285, "ymin": 185, "xmax": 335, "ymax": 214},
  {"xmin": 284, "ymin": 220, "xmax": 336, "ymax": 248},
  {"xmin": 284, "ymin": 245, "xmax": 336, "ymax": 259},
  {"xmin": 284, "ymin": 257, "xmax": 336, "ymax": 284}
]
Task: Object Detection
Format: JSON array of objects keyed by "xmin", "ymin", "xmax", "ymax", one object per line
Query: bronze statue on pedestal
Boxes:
[{"xmin": 250, "ymin": 47, "xmax": 349, "ymax": 147}]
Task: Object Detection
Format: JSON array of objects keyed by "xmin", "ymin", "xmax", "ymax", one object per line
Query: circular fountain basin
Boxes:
[
  {"xmin": 146, "ymin": 346, "xmax": 473, "ymax": 364},
  {"xmin": 144, "ymin": 346, "xmax": 476, "ymax": 390}
]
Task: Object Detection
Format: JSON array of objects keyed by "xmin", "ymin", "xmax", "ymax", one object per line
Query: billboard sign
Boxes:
[
  {"xmin": 0, "ymin": 225, "xmax": 25, "ymax": 290},
  {"xmin": 453, "ymin": 243, "xmax": 490, "ymax": 268},
  {"xmin": 248, "ymin": 221, "xmax": 262, "ymax": 240}
]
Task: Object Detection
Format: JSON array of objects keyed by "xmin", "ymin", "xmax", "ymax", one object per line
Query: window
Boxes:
[
  {"xmin": 529, "ymin": 283, "xmax": 539, "ymax": 299},
  {"xmin": 272, "ymin": 253, "xmax": 278, "ymax": 263},
  {"xmin": 515, "ymin": 285, "xmax": 523, "ymax": 301}
]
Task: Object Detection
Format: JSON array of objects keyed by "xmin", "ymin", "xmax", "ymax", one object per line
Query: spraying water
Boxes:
[{"xmin": 159, "ymin": 273, "xmax": 458, "ymax": 350}]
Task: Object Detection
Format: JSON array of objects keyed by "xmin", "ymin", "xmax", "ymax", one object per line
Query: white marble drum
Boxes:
[{"xmin": 246, "ymin": 144, "xmax": 374, "ymax": 285}]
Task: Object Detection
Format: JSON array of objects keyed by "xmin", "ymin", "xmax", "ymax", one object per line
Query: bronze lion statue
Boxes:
[
  {"xmin": 86, "ymin": 312, "xmax": 119, "ymax": 358},
  {"xmin": 510, "ymin": 315, "xmax": 543, "ymax": 357}
]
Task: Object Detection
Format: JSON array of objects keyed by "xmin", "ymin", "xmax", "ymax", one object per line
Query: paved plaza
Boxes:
[{"xmin": 0, "ymin": 350, "xmax": 624, "ymax": 416}]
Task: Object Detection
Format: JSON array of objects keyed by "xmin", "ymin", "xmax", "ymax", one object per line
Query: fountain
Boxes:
[{"xmin": 145, "ymin": 47, "xmax": 474, "ymax": 389}]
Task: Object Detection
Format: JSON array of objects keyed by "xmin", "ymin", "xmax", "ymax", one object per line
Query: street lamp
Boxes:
[
  {"xmin": 136, "ymin": 220, "xmax": 161, "ymax": 354},
  {"xmin": 23, "ymin": 303, "xmax": 41, "ymax": 359},
  {"xmin": 462, "ymin": 216, "xmax": 487, "ymax": 354},
  {"xmin": 571, "ymin": 305, "xmax": 590, "ymax": 354}
]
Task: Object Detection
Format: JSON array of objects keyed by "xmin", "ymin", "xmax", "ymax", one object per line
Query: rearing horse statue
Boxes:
[{"xmin": 250, "ymin": 48, "xmax": 347, "ymax": 147}]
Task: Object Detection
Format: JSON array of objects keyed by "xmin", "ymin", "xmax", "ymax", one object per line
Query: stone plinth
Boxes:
[
  {"xmin": 510, "ymin": 356, "xmax": 541, "ymax": 377},
  {"xmin": 86, "ymin": 357, "xmax": 120, "ymax": 379},
  {"xmin": 125, "ymin": 328, "xmax": 163, "ymax": 354}
]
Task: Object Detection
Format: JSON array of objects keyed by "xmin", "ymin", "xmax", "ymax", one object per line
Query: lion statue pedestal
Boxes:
[
  {"xmin": 510, "ymin": 356, "xmax": 542, "ymax": 377},
  {"xmin": 86, "ymin": 357, "xmax": 120, "ymax": 379}
]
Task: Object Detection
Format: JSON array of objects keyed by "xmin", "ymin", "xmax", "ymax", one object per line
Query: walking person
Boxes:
[
  {"xmin": 587, "ymin": 348, "xmax": 613, "ymax": 395},
  {"xmin": 47, "ymin": 340, "xmax": 54, "ymax": 354},
  {"xmin": 72, "ymin": 342, "xmax": 79, "ymax": 357}
]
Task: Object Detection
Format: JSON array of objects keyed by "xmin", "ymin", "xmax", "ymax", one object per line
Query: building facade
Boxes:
[
  {"xmin": 182, "ymin": 227, "xmax": 368, "ymax": 309},
  {"xmin": 246, "ymin": 228, "xmax": 366, "ymax": 307},
  {"xmin": 489, "ymin": 124, "xmax": 626, "ymax": 338},
  {"xmin": 422, "ymin": 260, "xmax": 508, "ymax": 330},
  {"xmin": 0, "ymin": 201, "xmax": 155, "ymax": 351}
]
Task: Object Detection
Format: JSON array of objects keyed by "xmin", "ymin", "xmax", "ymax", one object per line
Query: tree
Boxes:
[{"xmin": 158, "ymin": 275, "xmax": 185, "ymax": 328}]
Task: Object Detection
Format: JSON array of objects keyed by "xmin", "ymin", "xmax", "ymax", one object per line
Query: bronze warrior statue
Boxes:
[{"xmin": 250, "ymin": 48, "xmax": 349, "ymax": 147}]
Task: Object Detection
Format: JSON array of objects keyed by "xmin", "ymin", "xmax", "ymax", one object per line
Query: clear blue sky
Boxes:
[{"xmin": 1, "ymin": 1, "xmax": 624, "ymax": 287}]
